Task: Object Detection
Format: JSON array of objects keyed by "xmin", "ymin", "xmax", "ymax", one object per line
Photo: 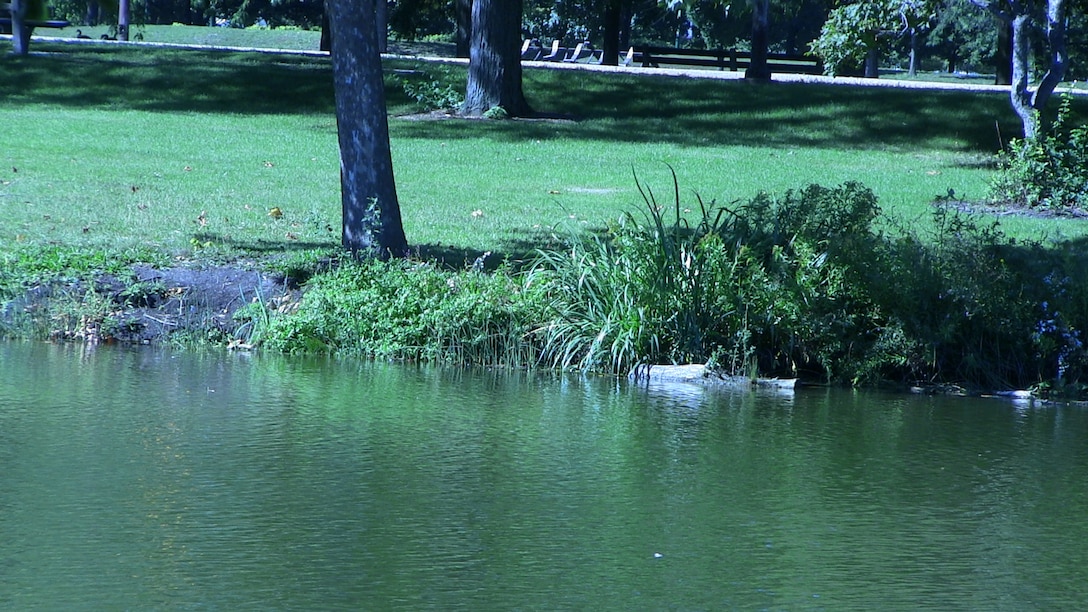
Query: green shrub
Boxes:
[
  {"xmin": 398, "ymin": 72, "xmax": 464, "ymax": 112},
  {"xmin": 991, "ymin": 94, "xmax": 1088, "ymax": 212},
  {"xmin": 527, "ymin": 175, "xmax": 887, "ymax": 378},
  {"xmin": 260, "ymin": 258, "xmax": 543, "ymax": 366}
]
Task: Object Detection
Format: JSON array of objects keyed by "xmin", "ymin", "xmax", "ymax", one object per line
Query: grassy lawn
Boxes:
[{"xmin": 2, "ymin": 37, "xmax": 1087, "ymax": 272}]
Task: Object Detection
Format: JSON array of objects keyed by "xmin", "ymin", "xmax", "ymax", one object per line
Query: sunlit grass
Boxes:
[{"xmin": 1, "ymin": 41, "xmax": 1087, "ymax": 271}]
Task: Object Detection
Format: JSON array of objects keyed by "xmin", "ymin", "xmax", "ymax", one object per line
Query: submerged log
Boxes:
[{"xmin": 628, "ymin": 364, "xmax": 797, "ymax": 390}]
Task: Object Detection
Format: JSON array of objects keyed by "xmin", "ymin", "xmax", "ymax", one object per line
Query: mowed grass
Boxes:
[{"xmin": 2, "ymin": 40, "xmax": 1087, "ymax": 272}]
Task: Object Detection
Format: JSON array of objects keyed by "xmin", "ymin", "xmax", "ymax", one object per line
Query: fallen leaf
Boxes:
[
  {"xmin": 926, "ymin": 170, "xmax": 941, "ymax": 176},
  {"xmin": 268, "ymin": 207, "xmax": 283, "ymax": 219}
]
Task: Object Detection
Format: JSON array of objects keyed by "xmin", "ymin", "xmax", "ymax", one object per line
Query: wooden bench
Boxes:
[{"xmin": 632, "ymin": 45, "xmax": 823, "ymax": 75}]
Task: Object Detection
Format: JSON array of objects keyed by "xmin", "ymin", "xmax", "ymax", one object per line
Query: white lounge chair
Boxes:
[{"xmin": 541, "ymin": 40, "xmax": 564, "ymax": 62}]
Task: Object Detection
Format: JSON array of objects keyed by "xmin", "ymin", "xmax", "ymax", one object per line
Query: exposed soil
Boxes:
[
  {"xmin": 933, "ymin": 199, "xmax": 1088, "ymax": 219},
  {"xmin": 4, "ymin": 264, "xmax": 295, "ymax": 345}
]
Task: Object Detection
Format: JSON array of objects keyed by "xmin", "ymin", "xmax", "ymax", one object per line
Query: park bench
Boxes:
[
  {"xmin": 0, "ymin": 2, "xmax": 70, "ymax": 36},
  {"xmin": 632, "ymin": 45, "xmax": 823, "ymax": 75}
]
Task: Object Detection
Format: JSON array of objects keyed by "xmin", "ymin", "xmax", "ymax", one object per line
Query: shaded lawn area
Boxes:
[{"xmin": 2, "ymin": 42, "xmax": 1087, "ymax": 271}]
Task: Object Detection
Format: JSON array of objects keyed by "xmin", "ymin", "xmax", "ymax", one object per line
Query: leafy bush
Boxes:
[
  {"xmin": 261, "ymin": 258, "xmax": 544, "ymax": 366},
  {"xmin": 527, "ymin": 175, "xmax": 886, "ymax": 378},
  {"xmin": 991, "ymin": 94, "xmax": 1088, "ymax": 212},
  {"xmin": 398, "ymin": 73, "xmax": 464, "ymax": 112}
]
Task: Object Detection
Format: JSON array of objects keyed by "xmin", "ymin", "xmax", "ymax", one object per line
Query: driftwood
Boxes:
[{"xmin": 628, "ymin": 363, "xmax": 797, "ymax": 390}]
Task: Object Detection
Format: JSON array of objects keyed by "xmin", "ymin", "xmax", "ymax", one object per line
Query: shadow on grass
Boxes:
[{"xmin": 5, "ymin": 43, "xmax": 1076, "ymax": 153}]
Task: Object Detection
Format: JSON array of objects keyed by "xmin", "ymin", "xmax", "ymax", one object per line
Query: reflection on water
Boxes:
[{"xmin": 1, "ymin": 342, "xmax": 1087, "ymax": 609}]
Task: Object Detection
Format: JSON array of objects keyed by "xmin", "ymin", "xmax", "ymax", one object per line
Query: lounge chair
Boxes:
[
  {"xmin": 521, "ymin": 39, "xmax": 542, "ymax": 61},
  {"xmin": 564, "ymin": 42, "xmax": 596, "ymax": 63},
  {"xmin": 541, "ymin": 40, "xmax": 564, "ymax": 62}
]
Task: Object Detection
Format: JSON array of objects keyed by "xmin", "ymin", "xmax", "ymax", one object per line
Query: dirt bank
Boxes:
[{"xmin": 3, "ymin": 264, "xmax": 294, "ymax": 345}]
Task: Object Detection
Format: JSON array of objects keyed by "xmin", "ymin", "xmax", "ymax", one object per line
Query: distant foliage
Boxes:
[{"xmin": 990, "ymin": 95, "xmax": 1088, "ymax": 212}]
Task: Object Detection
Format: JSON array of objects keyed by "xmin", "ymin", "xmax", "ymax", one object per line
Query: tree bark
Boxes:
[
  {"xmin": 745, "ymin": 0, "xmax": 771, "ymax": 80},
  {"xmin": 463, "ymin": 0, "xmax": 530, "ymax": 117},
  {"xmin": 326, "ymin": 0, "xmax": 408, "ymax": 258},
  {"xmin": 1009, "ymin": 13, "xmax": 1036, "ymax": 138},
  {"xmin": 118, "ymin": 0, "xmax": 130, "ymax": 41},
  {"xmin": 10, "ymin": 0, "xmax": 30, "ymax": 56},
  {"xmin": 375, "ymin": 0, "xmax": 387, "ymax": 53},
  {"xmin": 601, "ymin": 0, "xmax": 621, "ymax": 66},
  {"xmin": 455, "ymin": 0, "xmax": 472, "ymax": 59},
  {"xmin": 994, "ymin": 20, "xmax": 1012, "ymax": 85},
  {"xmin": 1031, "ymin": 0, "xmax": 1066, "ymax": 112},
  {"xmin": 864, "ymin": 47, "xmax": 879, "ymax": 78},
  {"xmin": 320, "ymin": 9, "xmax": 331, "ymax": 52}
]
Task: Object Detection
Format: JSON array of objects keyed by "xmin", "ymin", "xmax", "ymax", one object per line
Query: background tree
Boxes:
[
  {"xmin": 970, "ymin": 0, "xmax": 1067, "ymax": 138},
  {"xmin": 746, "ymin": 0, "xmax": 771, "ymax": 78},
  {"xmin": 811, "ymin": 0, "xmax": 937, "ymax": 77},
  {"xmin": 463, "ymin": 0, "xmax": 531, "ymax": 116},
  {"xmin": 325, "ymin": 0, "xmax": 408, "ymax": 257},
  {"xmin": 927, "ymin": 0, "xmax": 1000, "ymax": 74}
]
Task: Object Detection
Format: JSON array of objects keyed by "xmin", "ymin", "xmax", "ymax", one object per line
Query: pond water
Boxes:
[{"xmin": 2, "ymin": 342, "xmax": 1087, "ymax": 609}]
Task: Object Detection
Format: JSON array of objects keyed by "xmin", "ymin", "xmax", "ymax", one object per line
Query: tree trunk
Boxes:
[
  {"xmin": 118, "ymin": 0, "xmax": 130, "ymax": 41},
  {"xmin": 1031, "ymin": 0, "xmax": 1066, "ymax": 112},
  {"xmin": 744, "ymin": 0, "xmax": 771, "ymax": 80},
  {"xmin": 864, "ymin": 47, "xmax": 879, "ymax": 78},
  {"xmin": 326, "ymin": 0, "xmax": 408, "ymax": 258},
  {"xmin": 463, "ymin": 0, "xmax": 530, "ymax": 117},
  {"xmin": 1009, "ymin": 13, "xmax": 1036, "ymax": 138},
  {"xmin": 994, "ymin": 20, "xmax": 1012, "ymax": 85},
  {"xmin": 375, "ymin": 0, "xmax": 388, "ymax": 53},
  {"xmin": 455, "ymin": 0, "xmax": 472, "ymax": 59},
  {"xmin": 908, "ymin": 30, "xmax": 919, "ymax": 77},
  {"xmin": 601, "ymin": 0, "xmax": 621, "ymax": 66},
  {"xmin": 10, "ymin": 0, "xmax": 30, "ymax": 56},
  {"xmin": 320, "ymin": 9, "xmax": 331, "ymax": 52}
]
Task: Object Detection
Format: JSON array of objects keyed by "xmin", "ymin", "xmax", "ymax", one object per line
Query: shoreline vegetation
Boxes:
[{"xmin": 4, "ymin": 31, "xmax": 1088, "ymax": 398}]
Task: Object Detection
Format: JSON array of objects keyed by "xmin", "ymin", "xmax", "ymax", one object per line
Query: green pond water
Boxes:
[{"xmin": 1, "ymin": 341, "xmax": 1087, "ymax": 610}]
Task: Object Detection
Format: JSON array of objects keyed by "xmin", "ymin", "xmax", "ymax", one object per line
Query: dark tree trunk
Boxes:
[
  {"xmin": 463, "ymin": 0, "xmax": 530, "ymax": 117},
  {"xmin": 619, "ymin": 2, "xmax": 632, "ymax": 49},
  {"xmin": 864, "ymin": 47, "xmax": 879, "ymax": 78},
  {"xmin": 745, "ymin": 0, "xmax": 771, "ymax": 80},
  {"xmin": 455, "ymin": 0, "xmax": 472, "ymax": 59},
  {"xmin": 325, "ymin": 0, "xmax": 408, "ymax": 258},
  {"xmin": 320, "ymin": 9, "xmax": 331, "ymax": 52},
  {"xmin": 10, "ymin": 0, "xmax": 31, "ymax": 55},
  {"xmin": 601, "ymin": 0, "xmax": 621, "ymax": 66},
  {"xmin": 994, "ymin": 20, "xmax": 1012, "ymax": 85},
  {"xmin": 375, "ymin": 0, "xmax": 387, "ymax": 53}
]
